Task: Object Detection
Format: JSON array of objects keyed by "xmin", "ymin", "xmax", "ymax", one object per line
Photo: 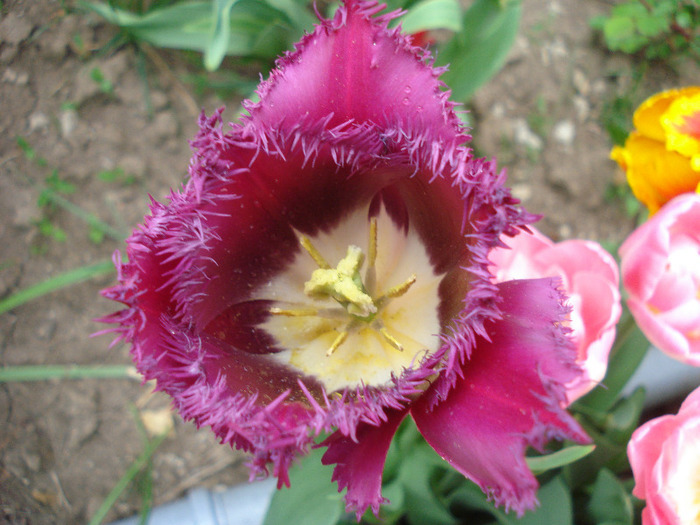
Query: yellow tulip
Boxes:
[{"xmin": 611, "ymin": 87, "xmax": 700, "ymax": 214}]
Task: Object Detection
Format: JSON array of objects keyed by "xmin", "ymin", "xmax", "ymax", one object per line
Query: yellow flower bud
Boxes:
[{"xmin": 611, "ymin": 87, "xmax": 700, "ymax": 214}]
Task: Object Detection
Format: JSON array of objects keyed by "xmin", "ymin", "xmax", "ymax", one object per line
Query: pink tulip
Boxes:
[
  {"xmin": 628, "ymin": 386, "xmax": 700, "ymax": 524},
  {"xmin": 620, "ymin": 193, "xmax": 700, "ymax": 366},
  {"xmin": 490, "ymin": 228, "xmax": 621, "ymax": 403}
]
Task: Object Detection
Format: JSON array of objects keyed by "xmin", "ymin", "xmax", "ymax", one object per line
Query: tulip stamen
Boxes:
[
  {"xmin": 300, "ymin": 235, "xmax": 330, "ymax": 269},
  {"xmin": 295, "ymin": 220, "xmax": 423, "ymax": 356},
  {"xmin": 368, "ymin": 217, "xmax": 378, "ymax": 269},
  {"xmin": 364, "ymin": 217, "xmax": 378, "ymax": 297},
  {"xmin": 327, "ymin": 330, "xmax": 349, "ymax": 357},
  {"xmin": 378, "ymin": 326, "xmax": 404, "ymax": 352},
  {"xmin": 269, "ymin": 306, "xmax": 319, "ymax": 317},
  {"xmin": 377, "ymin": 274, "xmax": 417, "ymax": 302}
]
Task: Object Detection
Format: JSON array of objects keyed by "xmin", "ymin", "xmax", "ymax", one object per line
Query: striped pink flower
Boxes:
[{"xmin": 101, "ymin": 1, "xmax": 588, "ymax": 517}]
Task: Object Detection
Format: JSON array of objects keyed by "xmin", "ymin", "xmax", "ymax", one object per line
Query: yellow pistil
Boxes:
[{"xmin": 304, "ymin": 244, "xmax": 377, "ymax": 318}]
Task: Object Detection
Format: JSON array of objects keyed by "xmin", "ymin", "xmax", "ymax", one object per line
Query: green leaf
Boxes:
[
  {"xmin": 637, "ymin": 13, "xmax": 670, "ymax": 37},
  {"xmin": 603, "ymin": 16, "xmax": 636, "ymax": 49},
  {"xmin": 265, "ymin": 0, "xmax": 316, "ymax": 33},
  {"xmin": 447, "ymin": 480, "xmax": 511, "ymax": 525},
  {"xmin": 437, "ymin": 0, "xmax": 521, "ymax": 101},
  {"xmin": 515, "ymin": 476, "xmax": 572, "ymax": 525},
  {"xmin": 587, "ymin": 468, "xmax": 633, "ymax": 525},
  {"xmin": 89, "ymin": 225, "xmax": 106, "ymax": 244},
  {"xmin": 525, "ymin": 444, "xmax": 596, "ymax": 475},
  {"xmin": 604, "ymin": 387, "xmax": 646, "ymax": 444},
  {"xmin": 263, "ymin": 446, "xmax": 344, "ymax": 525},
  {"xmin": 204, "ymin": 0, "xmax": 240, "ymax": 71},
  {"xmin": 398, "ymin": 446, "xmax": 456, "ymax": 525},
  {"xmin": 81, "ymin": 1, "xmax": 297, "ymax": 60},
  {"xmin": 447, "ymin": 476, "xmax": 575, "ymax": 525},
  {"xmin": 39, "ymin": 191, "xmax": 125, "ymax": 241},
  {"xmin": 399, "ymin": 0, "xmax": 462, "ymax": 34}
]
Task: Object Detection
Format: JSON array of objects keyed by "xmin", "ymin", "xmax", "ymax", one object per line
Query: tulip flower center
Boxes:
[{"xmin": 256, "ymin": 205, "xmax": 443, "ymax": 392}]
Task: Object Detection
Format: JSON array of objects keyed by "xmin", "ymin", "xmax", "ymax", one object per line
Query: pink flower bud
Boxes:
[{"xmin": 620, "ymin": 193, "xmax": 700, "ymax": 366}]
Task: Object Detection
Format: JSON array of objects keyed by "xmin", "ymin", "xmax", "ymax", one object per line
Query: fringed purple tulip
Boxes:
[{"xmin": 101, "ymin": 0, "xmax": 589, "ymax": 518}]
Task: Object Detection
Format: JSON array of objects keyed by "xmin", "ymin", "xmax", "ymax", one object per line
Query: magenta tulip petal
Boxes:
[
  {"xmin": 321, "ymin": 408, "xmax": 408, "ymax": 518},
  {"xmin": 411, "ymin": 279, "xmax": 590, "ymax": 515},
  {"xmin": 247, "ymin": 3, "xmax": 461, "ymax": 144},
  {"xmin": 100, "ymin": 1, "xmax": 589, "ymax": 515},
  {"xmin": 488, "ymin": 228, "xmax": 621, "ymax": 402}
]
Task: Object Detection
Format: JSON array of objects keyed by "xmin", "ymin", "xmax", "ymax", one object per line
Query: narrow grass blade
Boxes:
[
  {"xmin": 88, "ymin": 432, "xmax": 169, "ymax": 525},
  {"xmin": 43, "ymin": 191, "xmax": 126, "ymax": 241},
  {"xmin": 0, "ymin": 259, "xmax": 115, "ymax": 315},
  {"xmin": 0, "ymin": 364, "xmax": 137, "ymax": 382}
]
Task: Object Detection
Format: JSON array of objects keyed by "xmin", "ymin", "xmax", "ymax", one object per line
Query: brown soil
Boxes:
[{"xmin": 0, "ymin": 0, "xmax": 697, "ymax": 523}]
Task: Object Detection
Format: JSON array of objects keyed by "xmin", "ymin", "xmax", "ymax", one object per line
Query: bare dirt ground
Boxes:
[{"xmin": 0, "ymin": 0, "xmax": 697, "ymax": 523}]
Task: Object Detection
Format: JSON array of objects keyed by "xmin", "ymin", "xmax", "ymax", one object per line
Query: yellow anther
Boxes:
[
  {"xmin": 368, "ymin": 217, "xmax": 378, "ymax": 268},
  {"xmin": 300, "ymin": 235, "xmax": 330, "ymax": 269},
  {"xmin": 326, "ymin": 330, "xmax": 349, "ymax": 357},
  {"xmin": 380, "ymin": 274, "xmax": 417, "ymax": 301},
  {"xmin": 379, "ymin": 327, "xmax": 404, "ymax": 352}
]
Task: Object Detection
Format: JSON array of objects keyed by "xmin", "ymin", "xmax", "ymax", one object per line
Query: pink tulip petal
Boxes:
[
  {"xmin": 628, "ymin": 415, "xmax": 679, "ymax": 499},
  {"xmin": 627, "ymin": 296, "xmax": 695, "ymax": 363},
  {"xmin": 571, "ymin": 271, "xmax": 621, "ymax": 348},
  {"xmin": 411, "ymin": 278, "xmax": 590, "ymax": 515}
]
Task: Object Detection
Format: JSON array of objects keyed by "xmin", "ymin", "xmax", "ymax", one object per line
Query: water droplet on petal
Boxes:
[
  {"xmin": 402, "ymin": 97, "xmax": 409, "ymax": 105},
  {"xmin": 404, "ymin": 86, "xmax": 411, "ymax": 94}
]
